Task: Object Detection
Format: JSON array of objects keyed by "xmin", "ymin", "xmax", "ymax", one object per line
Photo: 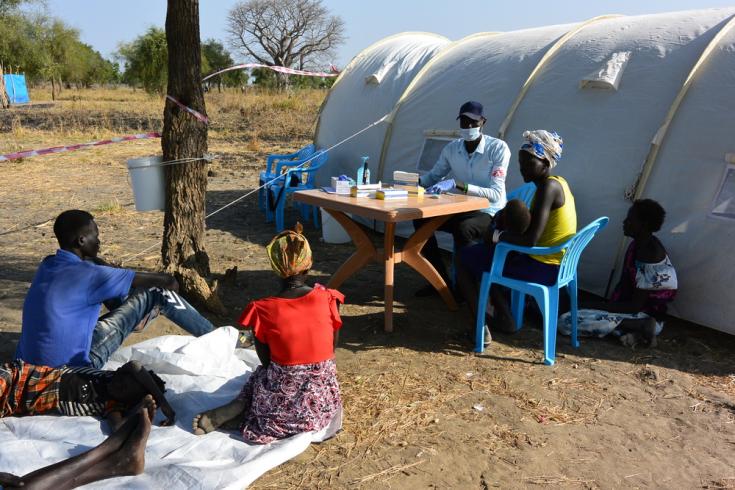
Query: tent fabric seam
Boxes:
[
  {"xmin": 376, "ymin": 32, "xmax": 503, "ymax": 180},
  {"xmin": 313, "ymin": 32, "xmax": 449, "ymax": 144},
  {"xmin": 497, "ymin": 14, "xmax": 624, "ymax": 140}
]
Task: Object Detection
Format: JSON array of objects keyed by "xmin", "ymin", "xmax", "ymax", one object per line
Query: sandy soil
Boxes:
[{"xmin": 1, "ymin": 93, "xmax": 734, "ymax": 489}]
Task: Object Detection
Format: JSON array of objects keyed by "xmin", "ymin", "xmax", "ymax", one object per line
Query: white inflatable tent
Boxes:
[
  {"xmin": 314, "ymin": 32, "xmax": 449, "ymax": 184},
  {"xmin": 314, "ymin": 8, "xmax": 735, "ymax": 335}
]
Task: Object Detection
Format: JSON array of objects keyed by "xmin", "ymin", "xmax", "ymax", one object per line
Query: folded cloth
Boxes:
[{"xmin": 558, "ymin": 309, "xmax": 663, "ymax": 338}]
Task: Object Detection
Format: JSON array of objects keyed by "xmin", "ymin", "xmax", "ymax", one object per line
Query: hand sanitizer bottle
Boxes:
[{"xmin": 356, "ymin": 156, "xmax": 370, "ymax": 185}]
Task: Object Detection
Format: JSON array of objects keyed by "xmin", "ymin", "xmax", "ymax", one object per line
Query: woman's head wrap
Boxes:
[
  {"xmin": 520, "ymin": 130, "xmax": 563, "ymax": 168},
  {"xmin": 266, "ymin": 222, "xmax": 313, "ymax": 278}
]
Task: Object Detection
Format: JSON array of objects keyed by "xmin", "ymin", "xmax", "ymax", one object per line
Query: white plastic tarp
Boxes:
[{"xmin": 0, "ymin": 328, "xmax": 341, "ymax": 489}]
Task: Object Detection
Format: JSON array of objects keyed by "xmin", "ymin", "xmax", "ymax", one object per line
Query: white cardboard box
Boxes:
[{"xmin": 330, "ymin": 177, "xmax": 352, "ymax": 195}]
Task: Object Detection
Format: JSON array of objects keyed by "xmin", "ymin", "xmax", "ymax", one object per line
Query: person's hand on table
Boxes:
[{"xmin": 426, "ymin": 178, "xmax": 456, "ymax": 195}]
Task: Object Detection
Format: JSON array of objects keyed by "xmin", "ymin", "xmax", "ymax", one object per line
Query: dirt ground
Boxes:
[{"xmin": 1, "ymin": 89, "xmax": 734, "ymax": 489}]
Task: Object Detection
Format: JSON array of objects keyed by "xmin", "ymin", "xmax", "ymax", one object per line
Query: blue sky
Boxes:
[{"xmin": 45, "ymin": 0, "xmax": 735, "ymax": 68}]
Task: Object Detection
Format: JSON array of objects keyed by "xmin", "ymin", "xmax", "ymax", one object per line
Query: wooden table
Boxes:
[{"xmin": 293, "ymin": 189, "xmax": 490, "ymax": 332}]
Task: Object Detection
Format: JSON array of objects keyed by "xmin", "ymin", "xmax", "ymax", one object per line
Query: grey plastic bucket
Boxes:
[{"xmin": 127, "ymin": 156, "xmax": 165, "ymax": 211}]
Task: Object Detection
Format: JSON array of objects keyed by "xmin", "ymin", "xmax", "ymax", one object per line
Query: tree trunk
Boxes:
[
  {"xmin": 161, "ymin": 0, "xmax": 222, "ymax": 309},
  {"xmin": 51, "ymin": 78, "xmax": 56, "ymax": 101},
  {"xmin": 276, "ymin": 72, "xmax": 290, "ymax": 91}
]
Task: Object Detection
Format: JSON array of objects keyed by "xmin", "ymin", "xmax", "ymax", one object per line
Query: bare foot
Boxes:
[
  {"xmin": 113, "ymin": 400, "xmax": 153, "ymax": 477},
  {"xmin": 192, "ymin": 399, "xmax": 247, "ymax": 435},
  {"xmin": 192, "ymin": 412, "xmax": 217, "ymax": 435}
]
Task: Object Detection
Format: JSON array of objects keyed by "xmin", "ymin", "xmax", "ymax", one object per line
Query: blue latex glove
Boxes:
[
  {"xmin": 426, "ymin": 178, "xmax": 456, "ymax": 195},
  {"xmin": 338, "ymin": 174, "xmax": 349, "ymax": 181}
]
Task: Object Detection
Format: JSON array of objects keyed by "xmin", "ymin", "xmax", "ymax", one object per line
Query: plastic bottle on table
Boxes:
[{"xmin": 356, "ymin": 156, "xmax": 370, "ymax": 185}]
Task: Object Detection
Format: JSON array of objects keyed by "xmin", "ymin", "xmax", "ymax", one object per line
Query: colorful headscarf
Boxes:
[
  {"xmin": 266, "ymin": 222, "xmax": 313, "ymax": 278},
  {"xmin": 520, "ymin": 130, "xmax": 564, "ymax": 168}
]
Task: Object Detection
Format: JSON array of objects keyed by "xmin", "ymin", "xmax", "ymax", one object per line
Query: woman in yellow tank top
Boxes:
[{"xmin": 457, "ymin": 130, "xmax": 577, "ymax": 345}]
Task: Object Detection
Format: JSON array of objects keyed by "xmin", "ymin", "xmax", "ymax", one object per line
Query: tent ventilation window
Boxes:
[
  {"xmin": 366, "ymin": 61, "xmax": 397, "ymax": 85},
  {"xmin": 579, "ymin": 51, "xmax": 631, "ymax": 91},
  {"xmin": 710, "ymin": 158, "xmax": 735, "ymax": 221},
  {"xmin": 416, "ymin": 130, "xmax": 458, "ymax": 171}
]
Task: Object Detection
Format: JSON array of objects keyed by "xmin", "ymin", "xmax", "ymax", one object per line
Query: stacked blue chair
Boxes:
[
  {"xmin": 258, "ymin": 144, "xmax": 316, "ymax": 212},
  {"xmin": 474, "ymin": 217, "xmax": 609, "ymax": 365},
  {"xmin": 265, "ymin": 150, "xmax": 329, "ymax": 232}
]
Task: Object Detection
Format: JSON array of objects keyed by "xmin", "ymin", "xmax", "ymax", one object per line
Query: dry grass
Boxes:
[
  {"xmin": 251, "ymin": 348, "xmax": 611, "ymax": 489},
  {"xmin": 0, "ymin": 86, "xmax": 326, "ymax": 153},
  {"xmin": 523, "ymin": 475, "xmax": 597, "ymax": 487},
  {"xmin": 703, "ymin": 478, "xmax": 735, "ymax": 489}
]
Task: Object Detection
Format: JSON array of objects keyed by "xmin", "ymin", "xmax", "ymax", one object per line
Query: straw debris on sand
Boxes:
[{"xmin": 0, "ymin": 87, "xmax": 734, "ymax": 488}]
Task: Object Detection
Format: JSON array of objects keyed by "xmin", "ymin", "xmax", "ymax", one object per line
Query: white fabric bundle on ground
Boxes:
[{"xmin": 0, "ymin": 327, "xmax": 342, "ymax": 489}]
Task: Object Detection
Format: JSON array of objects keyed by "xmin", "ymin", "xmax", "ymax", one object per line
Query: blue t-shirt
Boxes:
[{"xmin": 16, "ymin": 249, "xmax": 135, "ymax": 367}]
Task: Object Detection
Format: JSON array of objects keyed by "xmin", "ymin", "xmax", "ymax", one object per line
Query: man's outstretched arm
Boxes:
[
  {"xmin": 88, "ymin": 257, "xmax": 178, "ymax": 291},
  {"xmin": 131, "ymin": 272, "xmax": 179, "ymax": 292}
]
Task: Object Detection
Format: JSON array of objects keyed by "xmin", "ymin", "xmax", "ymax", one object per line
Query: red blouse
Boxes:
[{"xmin": 238, "ymin": 284, "xmax": 345, "ymax": 366}]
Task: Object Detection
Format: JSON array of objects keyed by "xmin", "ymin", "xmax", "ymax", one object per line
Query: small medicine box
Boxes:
[{"xmin": 330, "ymin": 177, "xmax": 352, "ymax": 195}]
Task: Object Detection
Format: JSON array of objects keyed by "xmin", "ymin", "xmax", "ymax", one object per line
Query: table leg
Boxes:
[
  {"xmin": 323, "ymin": 208, "xmax": 377, "ymax": 290},
  {"xmin": 401, "ymin": 215, "xmax": 458, "ymax": 310},
  {"xmin": 384, "ymin": 222, "xmax": 395, "ymax": 332}
]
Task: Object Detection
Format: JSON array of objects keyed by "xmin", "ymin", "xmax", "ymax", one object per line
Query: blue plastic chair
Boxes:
[
  {"xmin": 450, "ymin": 182, "xmax": 537, "ymax": 288},
  {"xmin": 474, "ymin": 217, "xmax": 609, "ymax": 365},
  {"xmin": 258, "ymin": 144, "xmax": 316, "ymax": 212},
  {"xmin": 265, "ymin": 150, "xmax": 329, "ymax": 232}
]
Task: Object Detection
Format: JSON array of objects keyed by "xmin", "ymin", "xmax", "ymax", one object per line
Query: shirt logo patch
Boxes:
[{"xmin": 492, "ymin": 168, "xmax": 506, "ymax": 178}]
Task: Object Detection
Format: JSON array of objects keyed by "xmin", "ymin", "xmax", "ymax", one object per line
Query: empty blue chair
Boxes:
[
  {"xmin": 258, "ymin": 144, "xmax": 316, "ymax": 212},
  {"xmin": 266, "ymin": 150, "xmax": 329, "ymax": 232},
  {"xmin": 474, "ymin": 217, "xmax": 609, "ymax": 365}
]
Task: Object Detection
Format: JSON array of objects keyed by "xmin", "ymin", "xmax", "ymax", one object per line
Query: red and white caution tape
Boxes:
[
  {"xmin": 165, "ymin": 95, "xmax": 209, "ymax": 124},
  {"xmin": 0, "ymin": 132, "xmax": 162, "ymax": 162},
  {"xmin": 202, "ymin": 63, "xmax": 339, "ymax": 82}
]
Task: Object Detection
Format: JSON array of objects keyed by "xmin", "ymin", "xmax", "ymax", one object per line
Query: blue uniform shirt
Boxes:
[
  {"xmin": 16, "ymin": 249, "xmax": 135, "ymax": 367},
  {"xmin": 420, "ymin": 134, "xmax": 511, "ymax": 215}
]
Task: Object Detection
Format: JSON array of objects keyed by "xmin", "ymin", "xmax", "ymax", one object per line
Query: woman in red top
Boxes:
[{"xmin": 192, "ymin": 224, "xmax": 344, "ymax": 443}]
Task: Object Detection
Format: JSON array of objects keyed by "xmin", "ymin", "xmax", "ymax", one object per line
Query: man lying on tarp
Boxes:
[
  {"xmin": 16, "ymin": 209, "xmax": 216, "ymax": 369},
  {"xmin": 0, "ymin": 359, "xmax": 174, "ymax": 429}
]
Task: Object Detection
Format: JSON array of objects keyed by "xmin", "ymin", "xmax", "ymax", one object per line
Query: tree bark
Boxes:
[{"xmin": 161, "ymin": 0, "xmax": 209, "ymax": 276}]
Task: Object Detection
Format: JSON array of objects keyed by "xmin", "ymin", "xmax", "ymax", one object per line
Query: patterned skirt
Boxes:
[
  {"xmin": 236, "ymin": 358, "xmax": 341, "ymax": 444},
  {"xmin": 0, "ymin": 360, "xmax": 63, "ymax": 417}
]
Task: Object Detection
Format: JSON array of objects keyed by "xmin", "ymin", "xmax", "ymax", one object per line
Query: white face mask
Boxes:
[{"xmin": 460, "ymin": 126, "xmax": 482, "ymax": 141}]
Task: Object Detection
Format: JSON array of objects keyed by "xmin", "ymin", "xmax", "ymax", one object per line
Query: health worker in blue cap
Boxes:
[{"xmin": 414, "ymin": 101, "xmax": 511, "ymax": 297}]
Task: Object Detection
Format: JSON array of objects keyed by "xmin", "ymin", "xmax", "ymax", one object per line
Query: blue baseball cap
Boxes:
[{"xmin": 457, "ymin": 101, "xmax": 484, "ymax": 121}]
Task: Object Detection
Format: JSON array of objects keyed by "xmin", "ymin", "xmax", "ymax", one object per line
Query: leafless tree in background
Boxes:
[{"xmin": 227, "ymin": 0, "xmax": 345, "ymax": 85}]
